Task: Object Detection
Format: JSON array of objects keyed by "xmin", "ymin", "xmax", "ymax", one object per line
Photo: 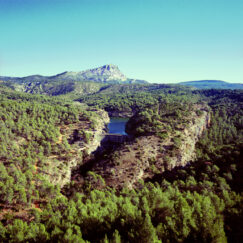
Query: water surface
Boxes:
[{"xmin": 108, "ymin": 117, "xmax": 128, "ymax": 135}]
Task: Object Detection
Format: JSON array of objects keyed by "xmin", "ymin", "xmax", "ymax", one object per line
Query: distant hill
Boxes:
[
  {"xmin": 179, "ymin": 80, "xmax": 243, "ymax": 89},
  {"xmin": 0, "ymin": 64, "xmax": 148, "ymax": 96},
  {"xmin": 0, "ymin": 64, "xmax": 148, "ymax": 84}
]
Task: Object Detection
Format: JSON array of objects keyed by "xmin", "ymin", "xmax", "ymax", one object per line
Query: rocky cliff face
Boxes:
[
  {"xmin": 91, "ymin": 105, "xmax": 210, "ymax": 189},
  {"xmin": 47, "ymin": 64, "xmax": 127, "ymax": 83},
  {"xmin": 77, "ymin": 64, "xmax": 127, "ymax": 82},
  {"xmin": 164, "ymin": 110, "xmax": 210, "ymax": 169},
  {"xmin": 43, "ymin": 109, "xmax": 109, "ymax": 187}
]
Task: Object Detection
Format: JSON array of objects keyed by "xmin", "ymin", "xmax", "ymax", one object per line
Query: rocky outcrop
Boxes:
[
  {"xmin": 78, "ymin": 64, "xmax": 127, "ymax": 82},
  {"xmin": 44, "ymin": 109, "xmax": 110, "ymax": 187},
  {"xmin": 84, "ymin": 110, "xmax": 110, "ymax": 154},
  {"xmin": 164, "ymin": 110, "xmax": 210, "ymax": 169}
]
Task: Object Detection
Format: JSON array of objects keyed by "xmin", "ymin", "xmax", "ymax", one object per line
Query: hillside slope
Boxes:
[
  {"xmin": 0, "ymin": 64, "xmax": 147, "ymax": 85},
  {"xmin": 0, "ymin": 64, "xmax": 148, "ymax": 96}
]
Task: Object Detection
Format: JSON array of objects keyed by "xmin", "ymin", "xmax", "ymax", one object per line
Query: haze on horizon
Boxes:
[{"xmin": 0, "ymin": 0, "xmax": 242, "ymax": 84}]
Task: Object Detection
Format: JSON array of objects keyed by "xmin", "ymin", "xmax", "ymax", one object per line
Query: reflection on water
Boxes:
[{"xmin": 108, "ymin": 117, "xmax": 129, "ymax": 135}]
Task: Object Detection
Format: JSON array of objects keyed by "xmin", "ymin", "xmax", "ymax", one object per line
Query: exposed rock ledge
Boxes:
[{"xmin": 44, "ymin": 109, "xmax": 110, "ymax": 187}]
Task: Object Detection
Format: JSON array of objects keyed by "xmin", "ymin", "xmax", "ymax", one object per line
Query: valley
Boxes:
[{"xmin": 0, "ymin": 66, "xmax": 242, "ymax": 242}]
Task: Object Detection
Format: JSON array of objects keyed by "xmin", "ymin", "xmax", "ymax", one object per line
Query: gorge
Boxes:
[{"xmin": 0, "ymin": 82, "xmax": 242, "ymax": 243}]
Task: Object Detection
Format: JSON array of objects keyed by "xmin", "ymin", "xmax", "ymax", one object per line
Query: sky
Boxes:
[{"xmin": 0, "ymin": 0, "xmax": 242, "ymax": 83}]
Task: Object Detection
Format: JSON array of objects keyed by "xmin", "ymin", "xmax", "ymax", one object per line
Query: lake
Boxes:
[{"xmin": 108, "ymin": 117, "xmax": 129, "ymax": 135}]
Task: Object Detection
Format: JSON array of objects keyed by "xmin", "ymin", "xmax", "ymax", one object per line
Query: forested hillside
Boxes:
[
  {"xmin": 0, "ymin": 88, "xmax": 106, "ymax": 206},
  {"xmin": 0, "ymin": 85, "xmax": 242, "ymax": 242},
  {"xmin": 77, "ymin": 84, "xmax": 197, "ymax": 116}
]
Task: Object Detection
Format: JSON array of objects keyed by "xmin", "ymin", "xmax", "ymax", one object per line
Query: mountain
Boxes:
[
  {"xmin": 179, "ymin": 80, "xmax": 243, "ymax": 89},
  {"xmin": 0, "ymin": 64, "xmax": 148, "ymax": 96},
  {"xmin": 0, "ymin": 64, "xmax": 148, "ymax": 84}
]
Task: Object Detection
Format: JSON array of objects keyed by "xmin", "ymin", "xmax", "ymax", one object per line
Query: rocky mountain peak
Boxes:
[
  {"xmin": 81, "ymin": 64, "xmax": 127, "ymax": 82},
  {"xmin": 101, "ymin": 64, "xmax": 119, "ymax": 70}
]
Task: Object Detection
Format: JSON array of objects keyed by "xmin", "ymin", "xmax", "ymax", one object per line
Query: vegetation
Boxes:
[
  {"xmin": 0, "ymin": 85, "xmax": 242, "ymax": 242},
  {"xmin": 77, "ymin": 84, "xmax": 199, "ymax": 115},
  {"xmin": 125, "ymin": 102, "xmax": 207, "ymax": 137},
  {"xmin": 0, "ymin": 89, "xmax": 99, "ymax": 208}
]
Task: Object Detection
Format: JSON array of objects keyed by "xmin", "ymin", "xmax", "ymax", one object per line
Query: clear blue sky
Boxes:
[{"xmin": 0, "ymin": 0, "xmax": 242, "ymax": 83}]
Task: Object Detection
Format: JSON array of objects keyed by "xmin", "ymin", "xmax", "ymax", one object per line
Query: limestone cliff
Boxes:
[{"xmin": 43, "ymin": 109, "xmax": 109, "ymax": 187}]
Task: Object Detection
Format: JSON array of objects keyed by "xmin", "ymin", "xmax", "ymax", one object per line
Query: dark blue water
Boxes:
[{"xmin": 108, "ymin": 118, "xmax": 128, "ymax": 135}]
